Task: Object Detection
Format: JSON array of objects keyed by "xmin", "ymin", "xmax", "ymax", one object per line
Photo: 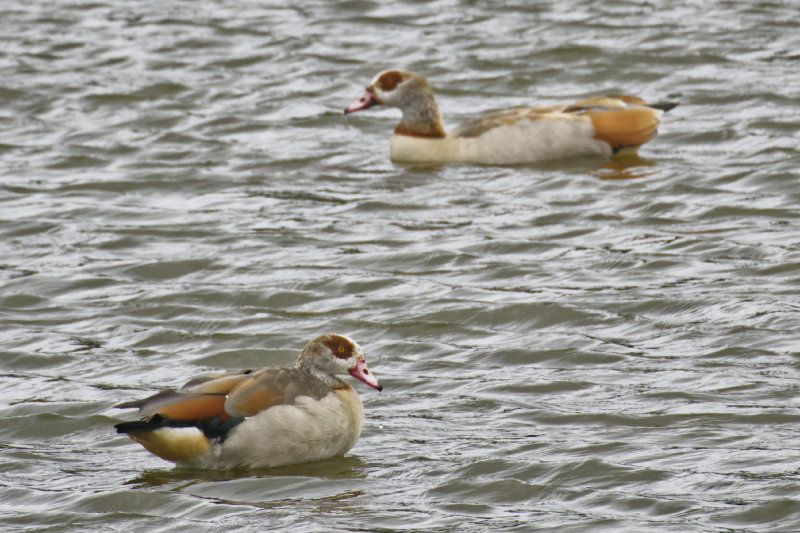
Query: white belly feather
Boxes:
[
  {"xmin": 193, "ymin": 388, "xmax": 364, "ymax": 469},
  {"xmin": 389, "ymin": 116, "xmax": 611, "ymax": 164}
]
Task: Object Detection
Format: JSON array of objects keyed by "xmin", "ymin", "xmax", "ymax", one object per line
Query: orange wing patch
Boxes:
[
  {"xmin": 117, "ymin": 389, "xmax": 228, "ymax": 420},
  {"xmin": 224, "ymin": 377, "xmax": 286, "ymax": 417},
  {"xmin": 145, "ymin": 393, "xmax": 228, "ymax": 421},
  {"xmin": 587, "ymin": 108, "xmax": 661, "ymax": 150},
  {"xmin": 153, "ymin": 394, "xmax": 227, "ymax": 421}
]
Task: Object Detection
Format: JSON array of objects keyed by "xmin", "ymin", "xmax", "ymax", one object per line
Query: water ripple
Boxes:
[{"xmin": 2, "ymin": 0, "xmax": 800, "ymax": 532}]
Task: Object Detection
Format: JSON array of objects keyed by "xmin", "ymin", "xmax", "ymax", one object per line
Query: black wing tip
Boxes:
[
  {"xmin": 115, "ymin": 419, "xmax": 162, "ymax": 434},
  {"xmin": 653, "ymin": 102, "xmax": 679, "ymax": 112},
  {"xmin": 113, "ymin": 400, "xmax": 141, "ymax": 410},
  {"xmin": 114, "ymin": 414, "xmax": 245, "ymax": 442},
  {"xmin": 115, "ymin": 413, "xmax": 170, "ymax": 434}
]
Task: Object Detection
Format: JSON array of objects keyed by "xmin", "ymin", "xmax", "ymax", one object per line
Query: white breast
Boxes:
[{"xmin": 199, "ymin": 388, "xmax": 364, "ymax": 469}]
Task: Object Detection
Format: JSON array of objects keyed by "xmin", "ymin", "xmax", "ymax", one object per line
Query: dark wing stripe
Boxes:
[{"xmin": 115, "ymin": 413, "xmax": 245, "ymax": 443}]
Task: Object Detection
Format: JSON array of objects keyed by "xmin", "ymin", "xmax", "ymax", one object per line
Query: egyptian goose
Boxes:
[
  {"xmin": 345, "ymin": 69, "xmax": 677, "ymax": 164},
  {"xmin": 114, "ymin": 334, "xmax": 381, "ymax": 469}
]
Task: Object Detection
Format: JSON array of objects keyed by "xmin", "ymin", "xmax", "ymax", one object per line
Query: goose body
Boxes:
[
  {"xmin": 345, "ymin": 69, "xmax": 677, "ymax": 165},
  {"xmin": 114, "ymin": 334, "xmax": 381, "ymax": 469}
]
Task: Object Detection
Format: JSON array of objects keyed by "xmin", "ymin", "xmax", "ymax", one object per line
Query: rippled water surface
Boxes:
[{"xmin": 2, "ymin": 1, "xmax": 800, "ymax": 531}]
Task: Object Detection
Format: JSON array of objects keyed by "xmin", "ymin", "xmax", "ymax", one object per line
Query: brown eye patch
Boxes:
[
  {"xmin": 376, "ymin": 70, "xmax": 405, "ymax": 92},
  {"xmin": 323, "ymin": 335, "xmax": 354, "ymax": 359}
]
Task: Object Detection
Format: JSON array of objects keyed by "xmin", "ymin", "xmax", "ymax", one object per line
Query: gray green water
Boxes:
[{"xmin": 2, "ymin": 1, "xmax": 800, "ymax": 531}]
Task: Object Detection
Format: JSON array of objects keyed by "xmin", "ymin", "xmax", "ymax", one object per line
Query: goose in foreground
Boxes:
[
  {"xmin": 345, "ymin": 69, "xmax": 677, "ymax": 165},
  {"xmin": 114, "ymin": 334, "xmax": 381, "ymax": 469}
]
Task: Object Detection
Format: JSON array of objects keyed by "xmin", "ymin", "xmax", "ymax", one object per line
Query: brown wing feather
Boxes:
[
  {"xmin": 451, "ymin": 105, "xmax": 563, "ymax": 138},
  {"xmin": 116, "ymin": 367, "xmax": 332, "ymax": 421},
  {"xmin": 564, "ymin": 96, "xmax": 629, "ymax": 112},
  {"xmin": 611, "ymin": 95, "xmax": 648, "ymax": 105},
  {"xmin": 224, "ymin": 367, "xmax": 331, "ymax": 417},
  {"xmin": 148, "ymin": 394, "xmax": 228, "ymax": 420},
  {"xmin": 114, "ymin": 369, "xmax": 251, "ymax": 421},
  {"xmin": 182, "ymin": 370, "xmax": 252, "ymax": 395},
  {"xmin": 451, "ymin": 94, "xmax": 675, "ymax": 145},
  {"xmin": 115, "ymin": 389, "xmax": 228, "ymax": 420}
]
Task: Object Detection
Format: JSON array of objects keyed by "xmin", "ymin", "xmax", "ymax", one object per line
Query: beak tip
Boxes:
[{"xmin": 345, "ymin": 90, "xmax": 377, "ymax": 115}]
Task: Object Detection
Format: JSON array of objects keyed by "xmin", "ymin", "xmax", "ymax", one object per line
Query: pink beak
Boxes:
[
  {"xmin": 350, "ymin": 358, "xmax": 382, "ymax": 391},
  {"xmin": 345, "ymin": 89, "xmax": 378, "ymax": 114}
]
